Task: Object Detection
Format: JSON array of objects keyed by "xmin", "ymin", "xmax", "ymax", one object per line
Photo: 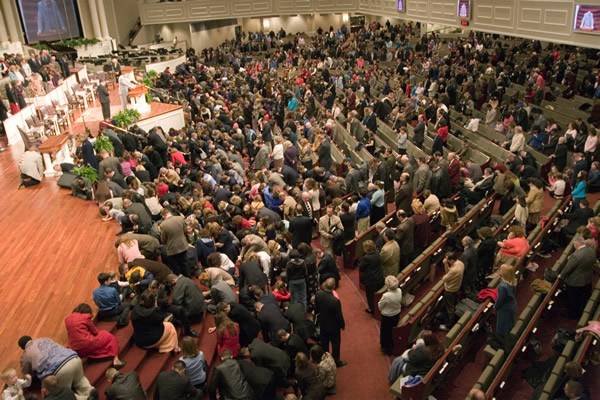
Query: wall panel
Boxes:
[{"xmin": 136, "ymin": 0, "xmax": 600, "ymax": 48}]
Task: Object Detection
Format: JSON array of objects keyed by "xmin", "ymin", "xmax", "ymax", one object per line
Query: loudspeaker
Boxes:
[{"xmin": 57, "ymin": 172, "xmax": 77, "ymax": 189}]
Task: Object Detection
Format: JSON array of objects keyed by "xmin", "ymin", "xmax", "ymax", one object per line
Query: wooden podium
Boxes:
[{"xmin": 127, "ymin": 85, "xmax": 150, "ymax": 115}]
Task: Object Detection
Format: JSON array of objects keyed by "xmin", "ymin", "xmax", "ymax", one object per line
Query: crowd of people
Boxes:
[
  {"xmin": 1, "ymin": 49, "xmax": 71, "ymax": 116},
  {"xmin": 4, "ymin": 19, "xmax": 600, "ymax": 400}
]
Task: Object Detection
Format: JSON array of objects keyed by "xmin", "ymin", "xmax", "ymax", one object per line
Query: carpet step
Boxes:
[
  {"xmin": 137, "ymin": 351, "xmax": 172, "ymax": 392},
  {"xmin": 84, "ymin": 324, "xmax": 134, "ymax": 386}
]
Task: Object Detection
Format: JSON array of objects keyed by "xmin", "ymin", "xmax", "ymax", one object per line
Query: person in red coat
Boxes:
[
  {"xmin": 214, "ymin": 312, "xmax": 241, "ymax": 358},
  {"xmin": 447, "ymin": 152, "xmax": 461, "ymax": 190},
  {"xmin": 64, "ymin": 303, "xmax": 126, "ymax": 368}
]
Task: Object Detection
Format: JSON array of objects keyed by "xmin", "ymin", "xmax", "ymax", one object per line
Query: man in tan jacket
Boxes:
[
  {"xmin": 525, "ymin": 178, "xmax": 544, "ymax": 225},
  {"xmin": 440, "ymin": 252, "xmax": 464, "ymax": 329},
  {"xmin": 319, "ymin": 205, "xmax": 343, "ymax": 254},
  {"xmin": 159, "ymin": 208, "xmax": 191, "ymax": 276},
  {"xmin": 380, "ymin": 230, "xmax": 400, "ymax": 277}
]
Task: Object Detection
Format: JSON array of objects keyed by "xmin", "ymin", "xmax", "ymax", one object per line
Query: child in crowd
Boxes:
[
  {"xmin": 1, "ymin": 368, "xmax": 31, "ymax": 400},
  {"xmin": 179, "ymin": 336, "xmax": 207, "ymax": 389},
  {"xmin": 273, "ymin": 278, "xmax": 291, "ymax": 303}
]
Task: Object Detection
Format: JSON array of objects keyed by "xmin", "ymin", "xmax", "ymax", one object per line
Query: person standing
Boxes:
[
  {"xmin": 118, "ymin": 73, "xmax": 137, "ymax": 110},
  {"xmin": 318, "ymin": 205, "xmax": 343, "ymax": 254},
  {"xmin": 315, "ymin": 278, "xmax": 346, "ymax": 367},
  {"xmin": 378, "ymin": 276, "xmax": 403, "ymax": 355},
  {"xmin": 286, "ymin": 250, "xmax": 308, "ymax": 307},
  {"xmin": 18, "ymin": 336, "xmax": 94, "ymax": 400},
  {"xmin": 494, "ymin": 264, "xmax": 517, "ymax": 346},
  {"xmin": 358, "ymin": 240, "xmax": 384, "ymax": 314},
  {"xmin": 440, "ymin": 252, "xmax": 464, "ymax": 330},
  {"xmin": 559, "ymin": 236, "xmax": 596, "ymax": 319},
  {"xmin": 160, "ymin": 208, "xmax": 191, "ymax": 276},
  {"xmin": 97, "ymin": 82, "xmax": 111, "ymax": 121}
]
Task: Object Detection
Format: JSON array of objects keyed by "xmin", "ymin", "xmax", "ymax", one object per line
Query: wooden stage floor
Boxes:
[{"xmin": 0, "ymin": 141, "xmax": 120, "ymax": 373}]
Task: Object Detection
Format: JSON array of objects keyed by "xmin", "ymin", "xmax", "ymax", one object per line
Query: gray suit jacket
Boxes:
[
  {"xmin": 562, "ymin": 246, "xmax": 596, "ymax": 287},
  {"xmin": 412, "ymin": 165, "xmax": 432, "ymax": 195}
]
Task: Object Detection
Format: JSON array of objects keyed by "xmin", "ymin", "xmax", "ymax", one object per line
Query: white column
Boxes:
[
  {"xmin": 95, "ymin": 0, "xmax": 110, "ymax": 38},
  {"xmin": 87, "ymin": 0, "xmax": 102, "ymax": 39},
  {"xmin": 0, "ymin": 6, "xmax": 10, "ymax": 43},
  {"xmin": 1, "ymin": 0, "xmax": 21, "ymax": 42}
]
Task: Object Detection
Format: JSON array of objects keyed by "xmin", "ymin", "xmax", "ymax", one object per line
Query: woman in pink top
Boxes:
[
  {"xmin": 117, "ymin": 237, "xmax": 144, "ymax": 264},
  {"xmin": 496, "ymin": 226, "xmax": 530, "ymax": 264},
  {"xmin": 170, "ymin": 148, "xmax": 187, "ymax": 167}
]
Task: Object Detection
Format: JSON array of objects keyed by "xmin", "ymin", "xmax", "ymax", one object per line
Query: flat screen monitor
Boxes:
[
  {"xmin": 457, "ymin": 0, "xmax": 471, "ymax": 19},
  {"xmin": 397, "ymin": 0, "xmax": 406, "ymax": 13},
  {"xmin": 573, "ymin": 4, "xmax": 600, "ymax": 34},
  {"xmin": 16, "ymin": 0, "xmax": 83, "ymax": 44}
]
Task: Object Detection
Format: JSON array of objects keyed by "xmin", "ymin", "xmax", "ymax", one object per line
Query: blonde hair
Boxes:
[
  {"xmin": 498, "ymin": 264, "xmax": 517, "ymax": 285},
  {"xmin": 0, "ymin": 368, "xmax": 16, "ymax": 381},
  {"xmin": 385, "ymin": 275, "xmax": 400, "ymax": 291}
]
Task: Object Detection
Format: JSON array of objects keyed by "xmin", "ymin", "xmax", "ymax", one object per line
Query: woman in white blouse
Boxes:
[
  {"xmin": 378, "ymin": 275, "xmax": 403, "ymax": 355},
  {"xmin": 271, "ymin": 136, "xmax": 284, "ymax": 170},
  {"xmin": 509, "ymin": 126, "xmax": 526, "ymax": 153}
]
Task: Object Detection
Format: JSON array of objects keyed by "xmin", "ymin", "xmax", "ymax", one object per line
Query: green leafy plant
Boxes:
[
  {"xmin": 59, "ymin": 38, "xmax": 101, "ymax": 48},
  {"xmin": 73, "ymin": 165, "xmax": 98, "ymax": 184},
  {"xmin": 112, "ymin": 109, "xmax": 141, "ymax": 128},
  {"xmin": 93, "ymin": 135, "xmax": 114, "ymax": 154}
]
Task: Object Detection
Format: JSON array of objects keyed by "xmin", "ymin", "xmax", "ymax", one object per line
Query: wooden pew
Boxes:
[
  {"xmin": 537, "ymin": 277, "xmax": 600, "ymax": 400},
  {"xmin": 390, "ymin": 194, "xmax": 498, "ymax": 355},
  {"xmin": 390, "ymin": 204, "xmax": 515, "ymax": 399}
]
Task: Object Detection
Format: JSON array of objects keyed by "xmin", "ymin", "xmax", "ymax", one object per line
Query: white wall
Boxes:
[{"xmin": 190, "ymin": 25, "xmax": 237, "ymax": 50}]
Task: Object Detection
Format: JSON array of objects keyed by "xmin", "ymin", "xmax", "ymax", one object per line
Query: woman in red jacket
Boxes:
[
  {"xmin": 64, "ymin": 303, "xmax": 126, "ymax": 368},
  {"xmin": 215, "ymin": 312, "xmax": 240, "ymax": 358}
]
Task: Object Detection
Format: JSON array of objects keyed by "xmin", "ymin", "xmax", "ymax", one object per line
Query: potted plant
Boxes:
[
  {"xmin": 72, "ymin": 165, "xmax": 98, "ymax": 184},
  {"xmin": 93, "ymin": 135, "xmax": 114, "ymax": 154},
  {"xmin": 112, "ymin": 109, "xmax": 141, "ymax": 128}
]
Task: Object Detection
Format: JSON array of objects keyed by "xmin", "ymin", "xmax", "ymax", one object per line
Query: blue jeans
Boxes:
[{"xmin": 289, "ymin": 279, "xmax": 307, "ymax": 307}]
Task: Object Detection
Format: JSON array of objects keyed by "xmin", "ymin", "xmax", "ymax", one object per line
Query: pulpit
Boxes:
[
  {"xmin": 127, "ymin": 85, "xmax": 151, "ymax": 115},
  {"xmin": 38, "ymin": 134, "xmax": 74, "ymax": 176}
]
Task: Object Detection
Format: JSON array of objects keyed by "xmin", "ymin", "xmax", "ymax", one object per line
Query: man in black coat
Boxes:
[
  {"xmin": 318, "ymin": 137, "xmax": 333, "ymax": 171},
  {"xmin": 248, "ymin": 338, "xmax": 291, "ymax": 385},
  {"xmin": 315, "ymin": 278, "xmax": 346, "ymax": 366},
  {"xmin": 208, "ymin": 351, "xmax": 253, "ymax": 400},
  {"xmin": 97, "ymin": 82, "xmax": 111, "ymax": 120},
  {"xmin": 255, "ymin": 301, "xmax": 290, "ymax": 341},
  {"xmin": 561, "ymin": 199, "xmax": 594, "ymax": 242},
  {"xmin": 147, "ymin": 127, "xmax": 168, "ymax": 164},
  {"xmin": 413, "ymin": 114, "xmax": 426, "ymax": 149},
  {"xmin": 105, "ymin": 369, "xmax": 146, "ymax": 400},
  {"xmin": 362, "ymin": 107, "xmax": 377, "ymax": 133},
  {"xmin": 237, "ymin": 349, "xmax": 276, "ymax": 400},
  {"xmin": 277, "ymin": 329, "xmax": 308, "ymax": 363},
  {"xmin": 239, "ymin": 259, "xmax": 268, "ymax": 290},
  {"xmin": 289, "ymin": 207, "xmax": 314, "ymax": 247},
  {"xmin": 156, "ymin": 361, "xmax": 202, "ymax": 400},
  {"xmin": 219, "ymin": 302, "xmax": 261, "ymax": 347}
]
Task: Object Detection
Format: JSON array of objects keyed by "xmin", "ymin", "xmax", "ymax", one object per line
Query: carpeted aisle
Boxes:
[{"xmin": 331, "ymin": 267, "xmax": 393, "ymax": 400}]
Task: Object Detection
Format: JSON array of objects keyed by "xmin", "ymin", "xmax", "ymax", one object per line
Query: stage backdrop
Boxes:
[{"xmin": 16, "ymin": 0, "xmax": 82, "ymax": 43}]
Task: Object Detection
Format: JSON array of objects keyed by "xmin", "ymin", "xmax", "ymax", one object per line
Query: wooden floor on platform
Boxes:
[{"xmin": 0, "ymin": 140, "xmax": 121, "ymax": 372}]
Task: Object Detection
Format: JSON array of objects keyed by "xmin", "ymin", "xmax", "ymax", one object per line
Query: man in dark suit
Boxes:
[
  {"xmin": 156, "ymin": 361, "xmax": 202, "ymax": 400},
  {"xmin": 147, "ymin": 127, "xmax": 168, "ymax": 165},
  {"xmin": 80, "ymin": 134, "xmax": 99, "ymax": 170},
  {"xmin": 97, "ymin": 82, "xmax": 111, "ymax": 120},
  {"xmin": 318, "ymin": 136, "xmax": 332, "ymax": 171},
  {"xmin": 413, "ymin": 114, "xmax": 426, "ymax": 149},
  {"xmin": 362, "ymin": 107, "xmax": 377, "ymax": 133},
  {"xmin": 105, "ymin": 368, "xmax": 146, "ymax": 400},
  {"xmin": 561, "ymin": 199, "xmax": 594, "ymax": 242},
  {"xmin": 239, "ymin": 258, "xmax": 268, "ymax": 290},
  {"xmin": 219, "ymin": 302, "xmax": 261, "ymax": 347},
  {"xmin": 395, "ymin": 210, "xmax": 415, "ymax": 268},
  {"xmin": 237, "ymin": 348, "xmax": 276, "ymax": 400},
  {"xmin": 169, "ymin": 274, "xmax": 205, "ymax": 323},
  {"xmin": 248, "ymin": 338, "xmax": 291, "ymax": 386},
  {"xmin": 208, "ymin": 351, "xmax": 253, "ymax": 400},
  {"xmin": 289, "ymin": 206, "xmax": 314, "ymax": 247},
  {"xmin": 255, "ymin": 301, "xmax": 290, "ymax": 341},
  {"xmin": 559, "ymin": 236, "xmax": 596, "ymax": 319},
  {"xmin": 315, "ymin": 278, "xmax": 346, "ymax": 367},
  {"xmin": 395, "ymin": 173, "xmax": 412, "ymax": 214}
]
